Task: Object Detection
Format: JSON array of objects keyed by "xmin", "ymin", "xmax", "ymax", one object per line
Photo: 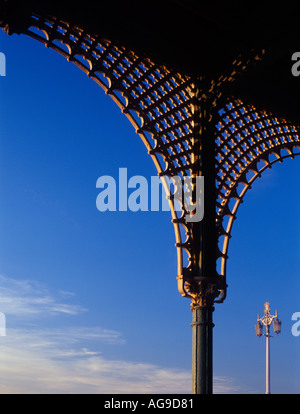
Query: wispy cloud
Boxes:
[
  {"xmin": 0, "ymin": 274, "xmax": 86, "ymax": 319},
  {"xmin": 0, "ymin": 327, "xmax": 191, "ymax": 393},
  {"xmin": 0, "ymin": 327, "xmax": 244, "ymax": 394},
  {"xmin": 0, "ymin": 274, "xmax": 244, "ymax": 394}
]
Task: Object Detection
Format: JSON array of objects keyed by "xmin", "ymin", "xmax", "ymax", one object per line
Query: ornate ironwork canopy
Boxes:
[
  {"xmin": 1, "ymin": 0, "xmax": 299, "ymax": 393},
  {"xmin": 5, "ymin": 7, "xmax": 298, "ymax": 303},
  {"xmin": 2, "ymin": 1, "xmax": 300, "ymax": 119}
]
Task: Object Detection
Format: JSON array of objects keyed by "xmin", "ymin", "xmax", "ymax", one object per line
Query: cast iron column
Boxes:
[
  {"xmin": 191, "ymin": 305, "xmax": 214, "ymax": 394},
  {"xmin": 189, "ymin": 84, "xmax": 218, "ymax": 394}
]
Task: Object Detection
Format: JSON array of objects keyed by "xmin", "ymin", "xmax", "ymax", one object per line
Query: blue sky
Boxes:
[{"xmin": 0, "ymin": 31, "xmax": 299, "ymax": 394}]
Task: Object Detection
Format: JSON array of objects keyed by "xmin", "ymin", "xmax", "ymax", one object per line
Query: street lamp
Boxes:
[{"xmin": 255, "ymin": 302, "xmax": 281, "ymax": 394}]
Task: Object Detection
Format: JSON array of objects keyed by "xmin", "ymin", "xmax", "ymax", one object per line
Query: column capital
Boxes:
[{"xmin": 185, "ymin": 276, "xmax": 221, "ymax": 309}]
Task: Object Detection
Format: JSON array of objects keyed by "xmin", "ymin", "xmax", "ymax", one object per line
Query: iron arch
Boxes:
[{"xmin": 1, "ymin": 12, "xmax": 300, "ymax": 305}]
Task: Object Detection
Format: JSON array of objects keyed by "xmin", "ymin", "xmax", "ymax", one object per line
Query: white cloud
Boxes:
[
  {"xmin": 0, "ymin": 274, "xmax": 87, "ymax": 318},
  {"xmin": 0, "ymin": 326, "xmax": 190, "ymax": 394},
  {"xmin": 0, "ymin": 274, "xmax": 244, "ymax": 394},
  {"xmin": 0, "ymin": 325, "xmax": 245, "ymax": 394}
]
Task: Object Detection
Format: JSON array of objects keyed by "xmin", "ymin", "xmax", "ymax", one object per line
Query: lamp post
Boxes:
[{"xmin": 255, "ymin": 302, "xmax": 281, "ymax": 394}]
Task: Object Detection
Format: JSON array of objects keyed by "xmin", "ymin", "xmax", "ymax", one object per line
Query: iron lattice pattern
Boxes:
[
  {"xmin": 21, "ymin": 13, "xmax": 300, "ymax": 302},
  {"xmin": 215, "ymin": 100, "xmax": 300, "ymax": 285},
  {"xmin": 26, "ymin": 14, "xmax": 195, "ymax": 176},
  {"xmin": 24, "ymin": 13, "xmax": 196, "ymax": 278}
]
